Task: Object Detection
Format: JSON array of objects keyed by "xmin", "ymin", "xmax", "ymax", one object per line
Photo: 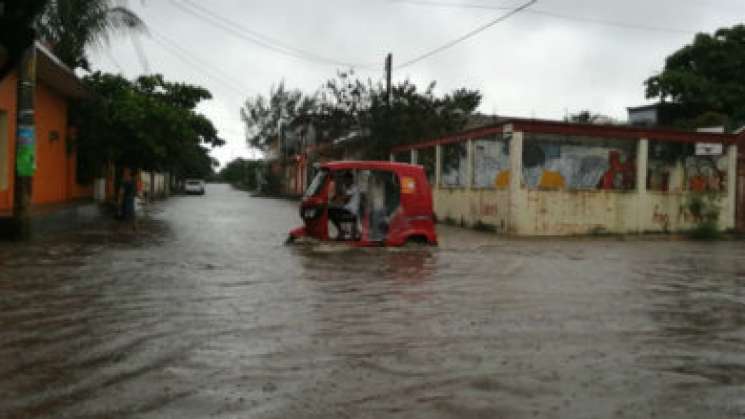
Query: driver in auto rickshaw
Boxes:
[{"xmin": 328, "ymin": 171, "xmax": 361, "ymax": 240}]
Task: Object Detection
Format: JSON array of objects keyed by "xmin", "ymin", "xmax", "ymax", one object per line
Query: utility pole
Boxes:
[
  {"xmin": 385, "ymin": 53, "xmax": 392, "ymax": 107},
  {"xmin": 12, "ymin": 45, "xmax": 36, "ymax": 240}
]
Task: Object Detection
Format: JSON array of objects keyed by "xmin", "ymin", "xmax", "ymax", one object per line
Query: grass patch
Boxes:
[
  {"xmin": 588, "ymin": 226, "xmax": 611, "ymax": 236},
  {"xmin": 442, "ymin": 216, "xmax": 457, "ymax": 226},
  {"xmin": 687, "ymin": 221, "xmax": 723, "ymax": 240},
  {"xmin": 473, "ymin": 220, "xmax": 497, "ymax": 232},
  {"xmin": 685, "ymin": 192, "xmax": 723, "ymax": 240}
]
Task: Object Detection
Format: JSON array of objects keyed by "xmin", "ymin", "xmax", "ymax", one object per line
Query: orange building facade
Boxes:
[{"xmin": 0, "ymin": 44, "xmax": 92, "ymax": 218}]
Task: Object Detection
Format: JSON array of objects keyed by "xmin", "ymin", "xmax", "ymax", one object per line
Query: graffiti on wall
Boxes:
[
  {"xmin": 647, "ymin": 141, "xmax": 727, "ymax": 192},
  {"xmin": 652, "ymin": 205, "xmax": 671, "ymax": 231},
  {"xmin": 685, "ymin": 155, "xmax": 727, "ymax": 192},
  {"xmin": 473, "ymin": 137, "xmax": 510, "ymax": 188},
  {"xmin": 522, "ymin": 139, "xmax": 636, "ymax": 190}
]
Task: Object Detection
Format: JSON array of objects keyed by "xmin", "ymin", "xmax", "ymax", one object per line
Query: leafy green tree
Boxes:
[
  {"xmin": 564, "ymin": 110, "xmax": 616, "ymax": 124},
  {"xmin": 217, "ymin": 158, "xmax": 265, "ymax": 190},
  {"xmin": 241, "ymin": 71, "xmax": 481, "ymax": 159},
  {"xmin": 240, "ymin": 82, "xmax": 317, "ymax": 151},
  {"xmin": 645, "ymin": 24, "xmax": 745, "ymax": 129},
  {"xmin": 318, "ymin": 72, "xmax": 482, "ymax": 159},
  {"xmin": 71, "ymin": 72, "xmax": 224, "ymax": 181},
  {"xmin": 35, "ymin": 0, "xmax": 145, "ymax": 70}
]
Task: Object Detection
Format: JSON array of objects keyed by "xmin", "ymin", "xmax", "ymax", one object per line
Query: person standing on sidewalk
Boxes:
[{"xmin": 118, "ymin": 168, "xmax": 139, "ymax": 231}]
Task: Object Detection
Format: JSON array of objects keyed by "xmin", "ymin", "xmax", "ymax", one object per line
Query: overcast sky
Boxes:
[{"xmin": 88, "ymin": 0, "xmax": 745, "ymax": 167}]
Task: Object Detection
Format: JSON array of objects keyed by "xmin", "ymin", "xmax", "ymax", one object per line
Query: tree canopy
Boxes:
[
  {"xmin": 35, "ymin": 0, "xmax": 145, "ymax": 70},
  {"xmin": 72, "ymin": 72, "xmax": 223, "ymax": 181},
  {"xmin": 240, "ymin": 82, "xmax": 317, "ymax": 151},
  {"xmin": 0, "ymin": 0, "xmax": 49, "ymax": 79},
  {"xmin": 240, "ymin": 71, "xmax": 482, "ymax": 159},
  {"xmin": 216, "ymin": 158, "xmax": 265, "ymax": 190},
  {"xmin": 564, "ymin": 110, "xmax": 616, "ymax": 125},
  {"xmin": 645, "ymin": 24, "xmax": 745, "ymax": 129}
]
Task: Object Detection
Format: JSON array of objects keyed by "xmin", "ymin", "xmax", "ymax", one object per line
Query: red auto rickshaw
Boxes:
[{"xmin": 288, "ymin": 161, "xmax": 437, "ymax": 246}]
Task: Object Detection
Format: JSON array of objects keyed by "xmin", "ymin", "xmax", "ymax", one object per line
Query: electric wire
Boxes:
[
  {"xmin": 395, "ymin": 0, "xmax": 537, "ymax": 69},
  {"xmin": 148, "ymin": 34, "xmax": 253, "ymax": 103},
  {"xmin": 169, "ymin": 0, "xmax": 378, "ymax": 70},
  {"xmin": 392, "ymin": 0, "xmax": 697, "ymax": 35},
  {"xmin": 151, "ymin": 29, "xmax": 256, "ymax": 96}
]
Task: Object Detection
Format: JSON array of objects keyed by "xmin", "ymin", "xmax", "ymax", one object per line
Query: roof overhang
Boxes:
[
  {"xmin": 35, "ymin": 42, "xmax": 90, "ymax": 100},
  {"xmin": 392, "ymin": 117, "xmax": 741, "ymax": 153}
]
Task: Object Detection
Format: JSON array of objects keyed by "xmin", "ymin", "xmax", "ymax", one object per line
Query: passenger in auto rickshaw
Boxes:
[{"xmin": 328, "ymin": 171, "xmax": 361, "ymax": 240}]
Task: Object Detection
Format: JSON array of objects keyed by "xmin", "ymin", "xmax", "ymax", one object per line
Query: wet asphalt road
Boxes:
[{"xmin": 1, "ymin": 183, "xmax": 745, "ymax": 418}]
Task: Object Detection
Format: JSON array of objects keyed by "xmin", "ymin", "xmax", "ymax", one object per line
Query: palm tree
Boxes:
[
  {"xmin": 0, "ymin": 0, "xmax": 50, "ymax": 79},
  {"xmin": 35, "ymin": 0, "xmax": 145, "ymax": 70}
]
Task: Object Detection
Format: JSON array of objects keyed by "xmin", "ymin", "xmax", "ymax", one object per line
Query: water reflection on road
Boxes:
[{"xmin": 1, "ymin": 184, "xmax": 744, "ymax": 418}]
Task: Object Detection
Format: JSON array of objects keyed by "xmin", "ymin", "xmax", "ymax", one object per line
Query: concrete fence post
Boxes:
[
  {"xmin": 435, "ymin": 145, "xmax": 442, "ymax": 188},
  {"xmin": 636, "ymin": 138, "xmax": 649, "ymax": 233},
  {"xmin": 636, "ymin": 138, "xmax": 648, "ymax": 193},
  {"xmin": 466, "ymin": 139, "xmax": 474, "ymax": 189},
  {"xmin": 727, "ymin": 144, "xmax": 737, "ymax": 229},
  {"xmin": 508, "ymin": 131, "xmax": 522, "ymax": 192},
  {"xmin": 508, "ymin": 129, "xmax": 523, "ymax": 234}
]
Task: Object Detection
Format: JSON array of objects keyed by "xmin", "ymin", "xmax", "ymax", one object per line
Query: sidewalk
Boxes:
[{"xmin": 0, "ymin": 199, "xmax": 111, "ymax": 240}]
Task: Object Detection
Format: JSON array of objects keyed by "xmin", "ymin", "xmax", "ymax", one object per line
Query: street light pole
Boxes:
[{"xmin": 385, "ymin": 53, "xmax": 392, "ymax": 107}]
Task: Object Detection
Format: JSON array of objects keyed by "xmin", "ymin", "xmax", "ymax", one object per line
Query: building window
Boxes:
[
  {"xmin": 522, "ymin": 134, "xmax": 637, "ymax": 191},
  {"xmin": 472, "ymin": 134, "xmax": 510, "ymax": 189},
  {"xmin": 440, "ymin": 141, "xmax": 468, "ymax": 187}
]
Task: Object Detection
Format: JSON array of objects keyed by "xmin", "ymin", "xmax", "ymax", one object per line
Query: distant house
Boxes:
[
  {"xmin": 627, "ymin": 102, "xmax": 694, "ymax": 128},
  {"xmin": 0, "ymin": 43, "xmax": 93, "ymax": 231}
]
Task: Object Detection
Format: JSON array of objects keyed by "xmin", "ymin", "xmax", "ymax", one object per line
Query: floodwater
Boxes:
[{"xmin": 1, "ymin": 184, "xmax": 744, "ymax": 419}]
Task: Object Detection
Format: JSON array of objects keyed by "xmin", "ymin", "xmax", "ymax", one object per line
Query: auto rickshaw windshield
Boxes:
[{"xmin": 305, "ymin": 169, "xmax": 328, "ymax": 197}]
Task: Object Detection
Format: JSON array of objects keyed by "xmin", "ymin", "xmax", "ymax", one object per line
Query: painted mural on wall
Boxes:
[
  {"xmin": 647, "ymin": 141, "xmax": 727, "ymax": 192},
  {"xmin": 685, "ymin": 155, "xmax": 727, "ymax": 192},
  {"xmin": 522, "ymin": 136, "xmax": 636, "ymax": 190},
  {"xmin": 473, "ymin": 136, "xmax": 510, "ymax": 188},
  {"xmin": 441, "ymin": 142, "xmax": 468, "ymax": 187}
]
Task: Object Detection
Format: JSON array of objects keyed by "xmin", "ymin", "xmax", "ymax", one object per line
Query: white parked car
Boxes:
[{"xmin": 184, "ymin": 179, "xmax": 206, "ymax": 195}]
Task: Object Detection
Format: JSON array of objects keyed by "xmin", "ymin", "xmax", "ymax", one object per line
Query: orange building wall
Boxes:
[
  {"xmin": 33, "ymin": 81, "xmax": 71, "ymax": 204},
  {"xmin": 0, "ymin": 72, "xmax": 92, "ymax": 213}
]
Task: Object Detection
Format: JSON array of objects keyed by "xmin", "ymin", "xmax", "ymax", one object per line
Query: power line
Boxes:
[
  {"xmin": 147, "ymin": 34, "xmax": 253, "ymax": 102},
  {"xmin": 182, "ymin": 0, "xmax": 378, "ymax": 68},
  {"xmin": 151, "ymin": 29, "xmax": 256, "ymax": 95},
  {"xmin": 395, "ymin": 0, "xmax": 537, "ymax": 69},
  {"xmin": 392, "ymin": 0, "xmax": 696, "ymax": 35},
  {"xmin": 169, "ymin": 0, "xmax": 378, "ymax": 70}
]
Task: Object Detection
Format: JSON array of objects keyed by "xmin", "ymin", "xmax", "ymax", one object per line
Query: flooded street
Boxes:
[{"xmin": 1, "ymin": 183, "xmax": 744, "ymax": 418}]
